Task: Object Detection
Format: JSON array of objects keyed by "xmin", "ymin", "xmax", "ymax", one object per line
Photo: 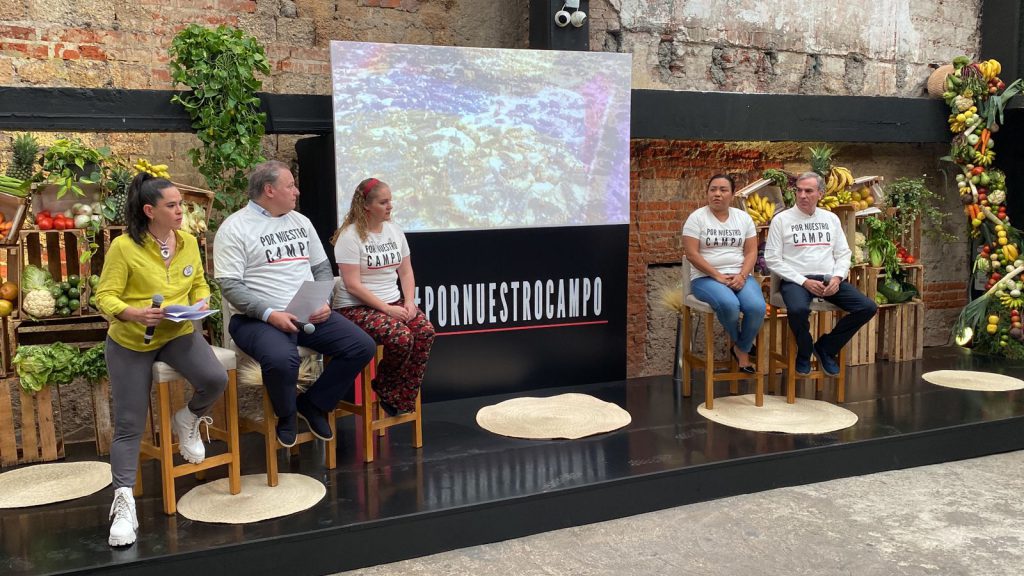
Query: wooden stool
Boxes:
[
  {"xmin": 767, "ymin": 273, "xmax": 847, "ymax": 403},
  {"xmin": 136, "ymin": 346, "xmax": 241, "ymax": 515},
  {"xmin": 237, "ymin": 346, "xmax": 338, "ymax": 487},
  {"xmin": 679, "ymin": 259, "xmax": 766, "ymax": 409},
  {"xmin": 335, "ymin": 346, "xmax": 423, "ymax": 464}
]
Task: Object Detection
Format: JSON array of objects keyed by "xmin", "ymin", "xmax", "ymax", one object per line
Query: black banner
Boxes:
[{"xmin": 408, "ymin": 225, "xmax": 627, "ymax": 401}]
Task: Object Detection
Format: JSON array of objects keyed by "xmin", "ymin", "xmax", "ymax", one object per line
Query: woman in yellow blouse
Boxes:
[{"xmin": 96, "ymin": 173, "xmax": 226, "ymax": 547}]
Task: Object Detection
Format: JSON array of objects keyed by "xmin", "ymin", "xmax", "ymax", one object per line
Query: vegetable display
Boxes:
[
  {"xmin": 943, "ymin": 56, "xmax": 1024, "ymax": 356},
  {"xmin": 12, "ymin": 342, "xmax": 107, "ymax": 393}
]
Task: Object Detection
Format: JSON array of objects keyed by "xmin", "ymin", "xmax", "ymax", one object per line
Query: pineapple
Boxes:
[
  {"xmin": 808, "ymin": 145, "xmax": 834, "ymax": 178},
  {"xmin": 6, "ymin": 133, "xmax": 39, "ymax": 181},
  {"xmin": 106, "ymin": 165, "xmax": 133, "ymax": 226}
]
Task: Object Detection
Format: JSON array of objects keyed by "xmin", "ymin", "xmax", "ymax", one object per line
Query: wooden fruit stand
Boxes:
[
  {"xmin": 0, "ymin": 181, "xmax": 215, "ymax": 467},
  {"xmin": 735, "ymin": 173, "xmax": 926, "ymax": 369}
]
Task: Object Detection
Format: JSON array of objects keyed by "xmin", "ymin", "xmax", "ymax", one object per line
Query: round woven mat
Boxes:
[
  {"xmin": 697, "ymin": 394, "xmax": 858, "ymax": 434},
  {"xmin": 922, "ymin": 370, "xmax": 1024, "ymax": 392},
  {"xmin": 476, "ymin": 393, "xmax": 631, "ymax": 440},
  {"xmin": 0, "ymin": 461, "xmax": 111, "ymax": 508},
  {"xmin": 177, "ymin": 473, "xmax": 325, "ymax": 524}
]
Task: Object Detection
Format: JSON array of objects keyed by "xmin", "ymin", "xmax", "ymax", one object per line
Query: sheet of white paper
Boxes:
[
  {"xmin": 163, "ymin": 299, "xmax": 219, "ymax": 322},
  {"xmin": 284, "ymin": 280, "xmax": 336, "ymax": 322}
]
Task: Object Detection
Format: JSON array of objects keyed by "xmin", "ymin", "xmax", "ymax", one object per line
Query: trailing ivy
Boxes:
[{"xmin": 168, "ymin": 25, "xmax": 271, "ymax": 227}]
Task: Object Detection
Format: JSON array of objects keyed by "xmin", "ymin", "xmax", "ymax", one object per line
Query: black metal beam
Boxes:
[
  {"xmin": 630, "ymin": 90, "xmax": 951, "ymax": 142},
  {"xmin": 0, "ymin": 85, "xmax": 951, "ymax": 142}
]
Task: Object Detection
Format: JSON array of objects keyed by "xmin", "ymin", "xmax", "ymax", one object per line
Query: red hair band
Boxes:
[{"xmin": 361, "ymin": 178, "xmax": 379, "ymax": 197}]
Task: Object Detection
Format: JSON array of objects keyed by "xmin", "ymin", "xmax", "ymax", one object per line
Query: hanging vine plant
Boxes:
[{"xmin": 168, "ymin": 24, "xmax": 271, "ymax": 227}]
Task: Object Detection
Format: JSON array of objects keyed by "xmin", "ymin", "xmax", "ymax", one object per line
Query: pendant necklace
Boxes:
[{"xmin": 151, "ymin": 230, "xmax": 172, "ymax": 260}]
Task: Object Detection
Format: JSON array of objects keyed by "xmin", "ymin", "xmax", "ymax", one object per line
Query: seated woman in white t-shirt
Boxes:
[
  {"xmin": 331, "ymin": 178, "xmax": 435, "ymax": 416},
  {"xmin": 681, "ymin": 174, "xmax": 765, "ymax": 373}
]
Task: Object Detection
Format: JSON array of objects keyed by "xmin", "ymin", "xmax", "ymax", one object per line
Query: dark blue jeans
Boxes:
[
  {"xmin": 779, "ymin": 275, "xmax": 877, "ymax": 362},
  {"xmin": 229, "ymin": 312, "xmax": 376, "ymax": 418}
]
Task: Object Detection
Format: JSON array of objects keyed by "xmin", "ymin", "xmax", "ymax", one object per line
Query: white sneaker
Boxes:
[
  {"xmin": 173, "ymin": 407, "xmax": 212, "ymax": 464},
  {"xmin": 108, "ymin": 487, "xmax": 138, "ymax": 547}
]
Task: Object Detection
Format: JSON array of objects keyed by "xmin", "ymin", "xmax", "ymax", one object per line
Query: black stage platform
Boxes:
[{"xmin": 3, "ymin": 346, "xmax": 1024, "ymax": 576}]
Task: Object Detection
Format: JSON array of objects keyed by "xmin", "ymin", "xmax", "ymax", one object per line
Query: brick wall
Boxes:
[
  {"xmin": 630, "ymin": 140, "xmax": 964, "ymax": 376},
  {"xmin": 0, "ymin": 1, "xmax": 981, "ymax": 379}
]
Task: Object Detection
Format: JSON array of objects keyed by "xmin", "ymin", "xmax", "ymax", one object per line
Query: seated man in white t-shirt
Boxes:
[
  {"xmin": 214, "ymin": 161, "xmax": 376, "ymax": 447},
  {"xmin": 764, "ymin": 171, "xmax": 877, "ymax": 376}
]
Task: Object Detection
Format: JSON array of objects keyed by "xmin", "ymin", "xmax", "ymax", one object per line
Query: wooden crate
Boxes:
[
  {"xmin": 19, "ymin": 229, "xmax": 96, "ymax": 319},
  {"xmin": 0, "ymin": 244, "xmax": 19, "ymax": 322},
  {"xmin": 174, "ymin": 181, "xmax": 215, "ymax": 217},
  {"xmin": 0, "ymin": 193, "xmax": 29, "ymax": 246},
  {"xmin": 877, "ymin": 301, "xmax": 925, "ymax": 362},
  {"xmin": 30, "ymin": 182, "xmax": 103, "ymax": 221},
  {"xmin": 0, "ymin": 377, "xmax": 64, "ymax": 467},
  {"xmin": 10, "ymin": 318, "xmax": 109, "ymax": 456}
]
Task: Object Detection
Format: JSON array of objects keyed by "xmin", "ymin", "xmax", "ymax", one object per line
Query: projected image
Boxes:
[{"xmin": 330, "ymin": 41, "xmax": 631, "ymax": 232}]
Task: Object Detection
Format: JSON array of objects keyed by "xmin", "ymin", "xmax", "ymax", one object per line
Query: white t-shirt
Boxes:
[
  {"xmin": 213, "ymin": 205, "xmax": 328, "ymax": 312},
  {"xmin": 764, "ymin": 206, "xmax": 851, "ymax": 285},
  {"xmin": 332, "ymin": 221, "xmax": 410, "ymax": 308},
  {"xmin": 682, "ymin": 206, "xmax": 757, "ymax": 281}
]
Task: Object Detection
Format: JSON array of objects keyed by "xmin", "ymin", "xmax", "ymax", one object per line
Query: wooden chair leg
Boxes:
[
  {"xmin": 681, "ymin": 308, "xmax": 692, "ymax": 397},
  {"xmin": 837, "ymin": 344, "xmax": 847, "ymax": 403},
  {"xmin": 413, "ymin": 391, "xmax": 423, "ymax": 449},
  {"xmin": 225, "ymin": 369, "xmax": 241, "ymax": 496},
  {"xmin": 704, "ymin": 312, "xmax": 715, "ymax": 409},
  {"xmin": 262, "ymin": 391, "xmax": 279, "ymax": 487},
  {"xmin": 157, "ymin": 381, "xmax": 177, "ymax": 515},
  {"xmin": 326, "ymin": 410, "xmax": 337, "ymax": 470},
  {"xmin": 785, "ymin": 330, "xmax": 797, "ymax": 404},
  {"xmin": 754, "ymin": 329, "xmax": 765, "ymax": 407},
  {"xmin": 362, "ymin": 376, "xmax": 375, "ymax": 463}
]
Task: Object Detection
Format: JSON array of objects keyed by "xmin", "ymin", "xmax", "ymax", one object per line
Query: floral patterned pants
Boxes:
[{"xmin": 338, "ymin": 299, "xmax": 435, "ymax": 412}]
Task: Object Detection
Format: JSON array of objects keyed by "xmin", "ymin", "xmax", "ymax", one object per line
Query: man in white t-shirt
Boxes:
[
  {"xmin": 764, "ymin": 171, "xmax": 877, "ymax": 376},
  {"xmin": 214, "ymin": 161, "xmax": 375, "ymax": 447}
]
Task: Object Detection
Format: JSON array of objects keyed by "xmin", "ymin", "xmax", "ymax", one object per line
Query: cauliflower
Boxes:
[
  {"xmin": 22, "ymin": 290, "xmax": 56, "ymax": 318},
  {"xmin": 854, "ymin": 231, "xmax": 866, "ymax": 247},
  {"xmin": 853, "ymin": 246, "xmax": 865, "ymax": 264},
  {"xmin": 988, "ymin": 189, "xmax": 1006, "ymax": 205}
]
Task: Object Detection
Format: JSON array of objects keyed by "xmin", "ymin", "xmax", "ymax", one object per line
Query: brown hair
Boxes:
[{"xmin": 331, "ymin": 177, "xmax": 388, "ymax": 244}]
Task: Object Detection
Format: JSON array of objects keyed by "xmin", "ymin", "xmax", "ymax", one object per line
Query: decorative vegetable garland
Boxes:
[{"xmin": 945, "ymin": 56, "xmax": 1024, "ymax": 356}]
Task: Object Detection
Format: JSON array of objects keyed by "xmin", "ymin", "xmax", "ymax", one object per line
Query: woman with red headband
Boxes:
[{"xmin": 331, "ymin": 178, "xmax": 434, "ymax": 416}]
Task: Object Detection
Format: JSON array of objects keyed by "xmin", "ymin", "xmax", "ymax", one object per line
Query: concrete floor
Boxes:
[{"xmin": 337, "ymin": 450, "xmax": 1024, "ymax": 576}]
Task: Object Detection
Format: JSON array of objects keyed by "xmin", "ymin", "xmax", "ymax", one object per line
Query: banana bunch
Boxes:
[
  {"xmin": 134, "ymin": 158, "xmax": 170, "ymax": 179},
  {"xmin": 0, "ymin": 175, "xmax": 29, "ymax": 198},
  {"xmin": 1003, "ymin": 244, "xmax": 1019, "ymax": 262},
  {"xmin": 836, "ymin": 189, "xmax": 853, "ymax": 204},
  {"xmin": 973, "ymin": 148, "xmax": 995, "ymax": 166},
  {"xmin": 999, "ymin": 292, "xmax": 1024, "ymax": 309},
  {"xmin": 825, "ymin": 166, "xmax": 854, "ymax": 196},
  {"xmin": 180, "ymin": 202, "xmax": 208, "ymax": 235},
  {"xmin": 978, "ymin": 59, "xmax": 1001, "ymax": 81},
  {"xmin": 745, "ymin": 194, "xmax": 776, "ymax": 225},
  {"xmin": 817, "ymin": 195, "xmax": 840, "ymax": 211}
]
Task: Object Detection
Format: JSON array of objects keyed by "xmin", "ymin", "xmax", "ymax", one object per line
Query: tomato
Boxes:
[
  {"xmin": 972, "ymin": 166, "xmax": 985, "ymax": 176},
  {"xmin": 36, "ymin": 217, "xmax": 53, "ymax": 230},
  {"xmin": 905, "ymin": 256, "xmax": 916, "ymax": 264},
  {"xmin": 37, "ymin": 210, "xmax": 50, "ymax": 219},
  {"xmin": 53, "ymin": 218, "xmax": 66, "ymax": 231}
]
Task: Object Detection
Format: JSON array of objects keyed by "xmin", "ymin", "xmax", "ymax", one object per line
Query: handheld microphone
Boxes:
[
  {"xmin": 291, "ymin": 319, "xmax": 315, "ymax": 334},
  {"xmin": 143, "ymin": 294, "xmax": 164, "ymax": 345}
]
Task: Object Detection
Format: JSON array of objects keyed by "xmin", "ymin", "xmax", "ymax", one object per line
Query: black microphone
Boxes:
[
  {"xmin": 143, "ymin": 294, "xmax": 164, "ymax": 344},
  {"xmin": 291, "ymin": 319, "xmax": 315, "ymax": 334}
]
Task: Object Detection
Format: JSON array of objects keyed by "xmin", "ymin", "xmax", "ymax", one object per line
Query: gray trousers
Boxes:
[{"xmin": 106, "ymin": 332, "xmax": 227, "ymax": 488}]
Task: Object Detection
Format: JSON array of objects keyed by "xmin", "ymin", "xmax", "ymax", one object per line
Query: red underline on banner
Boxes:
[{"xmin": 437, "ymin": 320, "xmax": 609, "ymax": 336}]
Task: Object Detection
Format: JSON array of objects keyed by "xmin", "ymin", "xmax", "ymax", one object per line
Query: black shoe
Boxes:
[
  {"xmin": 795, "ymin": 358, "xmax": 812, "ymax": 376},
  {"xmin": 731, "ymin": 347, "xmax": 756, "ymax": 374},
  {"xmin": 379, "ymin": 398, "xmax": 413, "ymax": 418},
  {"xmin": 297, "ymin": 394, "xmax": 334, "ymax": 441},
  {"xmin": 814, "ymin": 342, "xmax": 840, "ymax": 376},
  {"xmin": 276, "ymin": 414, "xmax": 297, "ymax": 448}
]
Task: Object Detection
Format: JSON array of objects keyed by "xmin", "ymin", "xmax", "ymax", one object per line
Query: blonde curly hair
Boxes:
[{"xmin": 331, "ymin": 177, "xmax": 388, "ymax": 244}]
